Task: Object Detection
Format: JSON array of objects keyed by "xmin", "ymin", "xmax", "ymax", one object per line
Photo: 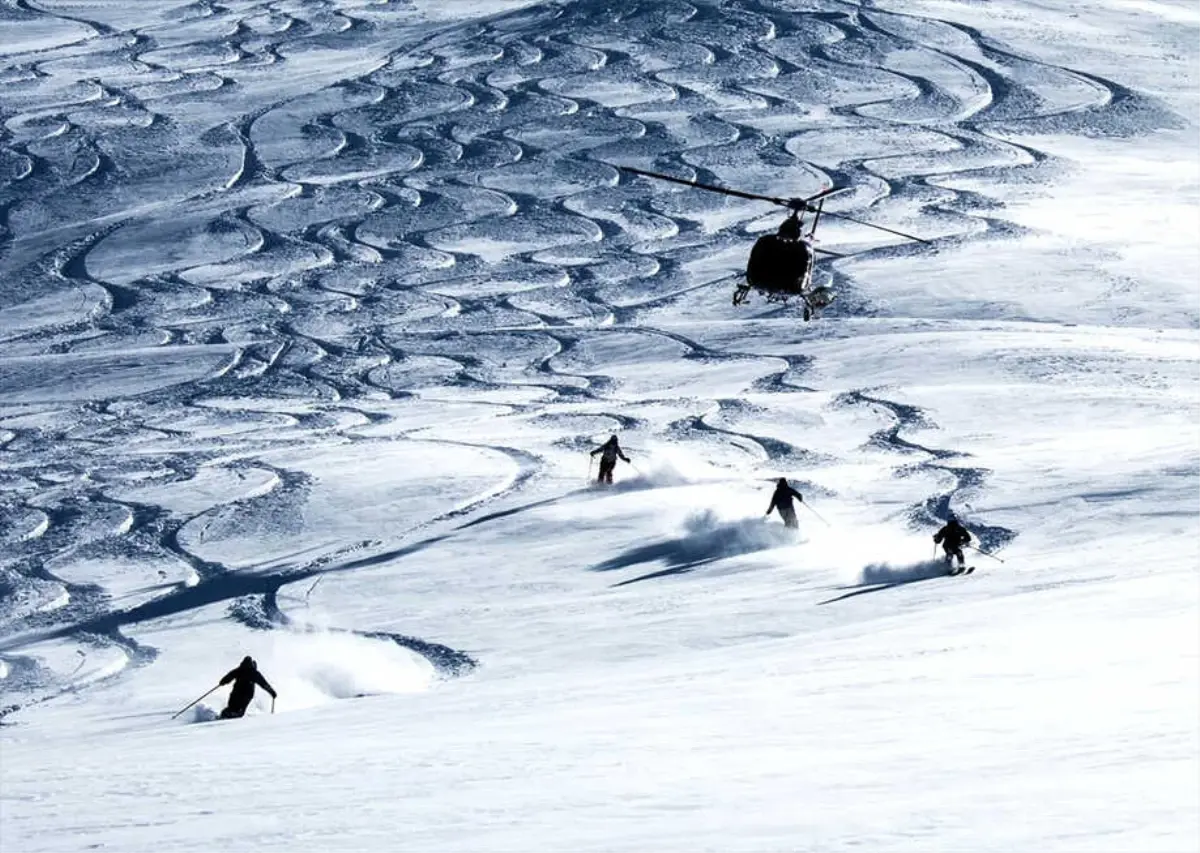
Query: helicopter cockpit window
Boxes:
[{"xmin": 747, "ymin": 234, "xmax": 812, "ymax": 293}]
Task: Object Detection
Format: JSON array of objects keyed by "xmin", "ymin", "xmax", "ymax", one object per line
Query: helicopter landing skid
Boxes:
[{"xmin": 733, "ymin": 283, "xmax": 819, "ymax": 321}]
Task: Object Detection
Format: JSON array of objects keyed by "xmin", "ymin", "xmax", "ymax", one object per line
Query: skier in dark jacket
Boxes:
[
  {"xmin": 933, "ymin": 516, "xmax": 972, "ymax": 571},
  {"xmin": 590, "ymin": 435, "xmax": 630, "ymax": 485},
  {"xmin": 766, "ymin": 478, "xmax": 804, "ymax": 529},
  {"xmin": 218, "ymin": 656, "xmax": 277, "ymax": 719}
]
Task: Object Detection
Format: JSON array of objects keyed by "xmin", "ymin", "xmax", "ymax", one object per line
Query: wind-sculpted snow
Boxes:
[{"xmin": 1, "ymin": 0, "xmax": 1198, "ymax": 850}]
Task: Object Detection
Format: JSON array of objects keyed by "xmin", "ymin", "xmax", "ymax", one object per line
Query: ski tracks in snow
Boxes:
[
  {"xmin": 0, "ymin": 0, "xmax": 1181, "ymax": 717},
  {"xmin": 835, "ymin": 389, "xmax": 1016, "ymax": 552}
]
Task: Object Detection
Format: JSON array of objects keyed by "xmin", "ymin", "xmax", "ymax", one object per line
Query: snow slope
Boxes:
[{"xmin": 1, "ymin": 1, "xmax": 1197, "ymax": 851}]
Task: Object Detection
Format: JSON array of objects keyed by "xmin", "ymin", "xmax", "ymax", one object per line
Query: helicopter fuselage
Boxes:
[
  {"xmin": 736, "ymin": 231, "xmax": 835, "ymax": 320},
  {"xmin": 746, "ymin": 233, "xmax": 814, "ymax": 296},
  {"xmin": 616, "ymin": 164, "xmax": 928, "ymax": 321}
]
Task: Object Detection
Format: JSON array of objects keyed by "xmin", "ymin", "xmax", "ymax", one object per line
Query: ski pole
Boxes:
[
  {"xmin": 801, "ymin": 501, "xmax": 831, "ymax": 528},
  {"xmin": 271, "ymin": 696, "xmax": 276, "ymax": 714},
  {"xmin": 968, "ymin": 544, "xmax": 1005, "ymax": 563},
  {"xmin": 586, "ymin": 456, "xmax": 594, "ymax": 483},
  {"xmin": 171, "ymin": 685, "xmax": 219, "ymax": 720}
]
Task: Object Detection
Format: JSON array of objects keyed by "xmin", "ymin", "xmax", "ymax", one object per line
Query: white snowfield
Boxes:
[{"xmin": 1, "ymin": 0, "xmax": 1197, "ymax": 851}]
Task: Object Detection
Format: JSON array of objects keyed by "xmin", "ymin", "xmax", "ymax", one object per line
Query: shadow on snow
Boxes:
[
  {"xmin": 591, "ymin": 510, "xmax": 799, "ymax": 587},
  {"xmin": 818, "ymin": 559, "xmax": 952, "ymax": 605}
]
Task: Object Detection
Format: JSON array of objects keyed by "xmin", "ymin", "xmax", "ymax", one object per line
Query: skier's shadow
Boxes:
[
  {"xmin": 818, "ymin": 560, "xmax": 950, "ymax": 605},
  {"xmin": 611, "ymin": 557, "xmax": 721, "ymax": 587},
  {"xmin": 589, "ymin": 512, "xmax": 797, "ymax": 587}
]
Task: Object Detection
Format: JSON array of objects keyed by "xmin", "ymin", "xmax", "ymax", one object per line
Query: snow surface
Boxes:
[{"xmin": 1, "ymin": 0, "xmax": 1198, "ymax": 851}]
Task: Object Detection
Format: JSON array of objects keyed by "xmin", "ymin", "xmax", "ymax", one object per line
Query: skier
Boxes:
[
  {"xmin": 765, "ymin": 478, "xmax": 804, "ymax": 529},
  {"xmin": 590, "ymin": 435, "xmax": 630, "ymax": 485},
  {"xmin": 218, "ymin": 656, "xmax": 277, "ymax": 719},
  {"xmin": 933, "ymin": 515, "xmax": 972, "ymax": 572}
]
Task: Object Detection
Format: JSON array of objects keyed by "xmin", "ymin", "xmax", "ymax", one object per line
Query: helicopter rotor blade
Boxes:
[
  {"xmin": 618, "ymin": 164, "xmax": 932, "ymax": 245},
  {"xmin": 816, "ymin": 210, "xmax": 934, "ymax": 245},
  {"xmin": 804, "ymin": 186, "xmax": 847, "ymax": 205},
  {"xmin": 618, "ymin": 165, "xmax": 793, "ymax": 207},
  {"xmin": 810, "ymin": 197, "xmax": 825, "ymax": 236}
]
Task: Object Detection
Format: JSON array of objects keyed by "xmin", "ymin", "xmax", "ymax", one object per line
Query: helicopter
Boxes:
[{"xmin": 618, "ymin": 165, "xmax": 932, "ymax": 321}]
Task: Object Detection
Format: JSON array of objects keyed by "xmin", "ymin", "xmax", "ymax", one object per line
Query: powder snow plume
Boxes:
[
  {"xmin": 186, "ymin": 623, "xmax": 435, "ymax": 721},
  {"xmin": 593, "ymin": 509, "xmax": 800, "ymax": 578},
  {"xmin": 857, "ymin": 559, "xmax": 951, "ymax": 585}
]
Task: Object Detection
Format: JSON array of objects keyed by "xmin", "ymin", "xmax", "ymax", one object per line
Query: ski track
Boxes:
[{"xmin": 0, "ymin": 0, "xmax": 1184, "ymax": 717}]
